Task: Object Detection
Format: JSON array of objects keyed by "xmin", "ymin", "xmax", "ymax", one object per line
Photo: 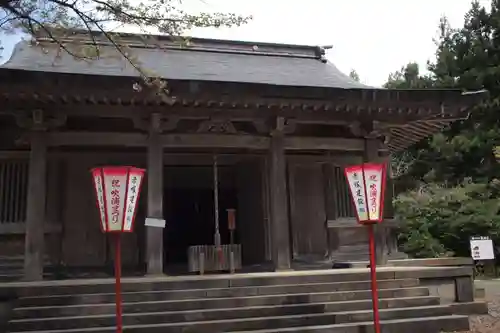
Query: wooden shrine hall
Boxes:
[{"xmin": 0, "ymin": 31, "xmax": 485, "ymax": 281}]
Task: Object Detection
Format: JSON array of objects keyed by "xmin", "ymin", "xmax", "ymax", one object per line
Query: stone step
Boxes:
[
  {"xmin": 8, "ymin": 305, "xmax": 458, "ymax": 333},
  {"xmin": 8, "ymin": 296, "xmax": 441, "ymax": 331},
  {"xmin": 11, "ymin": 287, "xmax": 430, "ymax": 319},
  {"xmin": 17, "ymin": 278, "xmax": 420, "ymax": 307},
  {"xmin": 233, "ymin": 315, "xmax": 470, "ymax": 333},
  {"xmin": 8, "ymin": 271, "xmax": 404, "ymax": 297}
]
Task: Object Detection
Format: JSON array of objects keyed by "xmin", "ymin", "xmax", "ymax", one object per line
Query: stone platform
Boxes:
[{"xmin": 0, "ymin": 266, "xmax": 487, "ymax": 333}]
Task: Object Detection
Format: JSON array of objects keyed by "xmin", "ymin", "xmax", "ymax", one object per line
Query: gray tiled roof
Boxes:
[{"xmin": 1, "ymin": 39, "xmax": 371, "ymax": 89}]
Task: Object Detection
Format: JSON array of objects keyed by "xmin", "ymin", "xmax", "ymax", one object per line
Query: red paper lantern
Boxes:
[
  {"xmin": 344, "ymin": 162, "xmax": 387, "ymax": 333},
  {"xmin": 90, "ymin": 166, "xmax": 146, "ymax": 233}
]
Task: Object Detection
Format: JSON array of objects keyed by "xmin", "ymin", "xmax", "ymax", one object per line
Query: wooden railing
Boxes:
[{"xmin": 188, "ymin": 244, "xmax": 242, "ymax": 274}]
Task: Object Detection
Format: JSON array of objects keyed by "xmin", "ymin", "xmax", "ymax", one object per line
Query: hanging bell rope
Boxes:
[
  {"xmin": 213, "ymin": 154, "xmax": 224, "ymax": 268},
  {"xmin": 213, "ymin": 154, "xmax": 221, "ymax": 248}
]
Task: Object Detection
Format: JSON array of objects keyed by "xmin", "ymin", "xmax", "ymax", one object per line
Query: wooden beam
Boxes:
[
  {"xmin": 284, "ymin": 137, "xmax": 367, "ymax": 151},
  {"xmin": 0, "ymin": 150, "xmax": 367, "ymax": 173},
  {"xmin": 0, "ymin": 90, "xmax": 454, "ymax": 122},
  {"xmin": 162, "ymin": 135, "xmax": 270, "ymax": 149},
  {"xmin": 46, "ymin": 132, "xmax": 147, "ymax": 147},
  {"xmin": 0, "ymin": 151, "xmax": 30, "ymax": 159},
  {"xmin": 0, "ymin": 151, "xmax": 363, "ymax": 161},
  {"xmin": 38, "ymin": 132, "xmax": 383, "ymax": 152},
  {"xmin": 0, "ymin": 102, "xmax": 449, "ymax": 124},
  {"xmin": 286, "ymin": 155, "xmax": 361, "ymax": 166},
  {"xmin": 45, "ymin": 132, "xmax": 271, "ymax": 149},
  {"xmin": 0, "ymin": 222, "xmax": 61, "ymax": 235},
  {"xmin": 327, "ymin": 218, "xmax": 399, "ymax": 228}
]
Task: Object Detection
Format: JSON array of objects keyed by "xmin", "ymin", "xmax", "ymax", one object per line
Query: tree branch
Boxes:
[{"xmin": 0, "ymin": 0, "xmax": 251, "ymax": 99}]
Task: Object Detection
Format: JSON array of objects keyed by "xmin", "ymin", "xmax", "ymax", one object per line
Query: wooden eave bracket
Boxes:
[
  {"xmin": 196, "ymin": 117, "xmax": 238, "ymax": 134},
  {"xmin": 133, "ymin": 113, "xmax": 179, "ymax": 133},
  {"xmin": 270, "ymin": 117, "xmax": 297, "ymax": 136}
]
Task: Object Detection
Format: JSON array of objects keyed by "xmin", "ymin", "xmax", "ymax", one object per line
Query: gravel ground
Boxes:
[{"xmin": 467, "ymin": 281, "xmax": 500, "ymax": 332}]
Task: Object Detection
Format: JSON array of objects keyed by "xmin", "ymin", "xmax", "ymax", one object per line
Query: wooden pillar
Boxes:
[
  {"xmin": 364, "ymin": 139, "xmax": 388, "ymax": 266},
  {"xmin": 269, "ymin": 120, "xmax": 291, "ymax": 271},
  {"xmin": 322, "ymin": 162, "xmax": 339, "ymax": 257},
  {"xmin": 146, "ymin": 114, "xmax": 164, "ymax": 275},
  {"xmin": 24, "ymin": 130, "xmax": 47, "ymax": 281}
]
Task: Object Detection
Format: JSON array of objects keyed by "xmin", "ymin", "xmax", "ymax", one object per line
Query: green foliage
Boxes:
[
  {"xmin": 396, "ymin": 180, "xmax": 500, "ymax": 258},
  {"xmin": 387, "ymin": 1, "xmax": 500, "ymax": 258},
  {"xmin": 384, "ymin": 62, "xmax": 434, "ymax": 89}
]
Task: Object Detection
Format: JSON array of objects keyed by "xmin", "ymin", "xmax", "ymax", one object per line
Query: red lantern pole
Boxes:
[
  {"xmin": 91, "ymin": 166, "xmax": 146, "ymax": 333},
  {"xmin": 368, "ymin": 223, "xmax": 381, "ymax": 333},
  {"xmin": 114, "ymin": 233, "xmax": 123, "ymax": 333},
  {"xmin": 344, "ymin": 163, "xmax": 386, "ymax": 333}
]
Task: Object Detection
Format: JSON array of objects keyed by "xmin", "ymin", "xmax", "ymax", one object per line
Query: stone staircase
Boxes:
[{"xmin": 5, "ymin": 271, "xmax": 472, "ymax": 332}]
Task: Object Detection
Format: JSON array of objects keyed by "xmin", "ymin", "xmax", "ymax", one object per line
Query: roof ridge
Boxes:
[
  {"xmin": 40, "ymin": 28, "xmax": 324, "ymax": 50},
  {"xmin": 129, "ymin": 42, "xmax": 322, "ymax": 60},
  {"xmin": 35, "ymin": 37, "xmax": 326, "ymax": 61},
  {"xmin": 33, "ymin": 29, "xmax": 329, "ymax": 60}
]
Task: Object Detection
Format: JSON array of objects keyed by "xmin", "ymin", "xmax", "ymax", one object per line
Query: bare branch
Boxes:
[{"xmin": 0, "ymin": 0, "xmax": 252, "ymax": 97}]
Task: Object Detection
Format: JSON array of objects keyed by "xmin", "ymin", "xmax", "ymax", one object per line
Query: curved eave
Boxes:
[{"xmin": 386, "ymin": 90, "xmax": 488, "ymax": 153}]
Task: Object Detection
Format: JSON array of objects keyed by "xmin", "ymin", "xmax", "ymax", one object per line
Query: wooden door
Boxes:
[
  {"xmin": 288, "ymin": 162, "xmax": 328, "ymax": 259},
  {"xmin": 236, "ymin": 158, "xmax": 266, "ymax": 265}
]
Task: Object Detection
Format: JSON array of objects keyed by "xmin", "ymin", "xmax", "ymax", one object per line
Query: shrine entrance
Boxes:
[
  {"xmin": 161, "ymin": 155, "xmax": 268, "ymax": 275},
  {"xmin": 162, "ymin": 163, "xmax": 239, "ymax": 274}
]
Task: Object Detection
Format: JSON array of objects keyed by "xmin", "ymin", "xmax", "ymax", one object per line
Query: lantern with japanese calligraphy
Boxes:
[
  {"xmin": 91, "ymin": 166, "xmax": 145, "ymax": 233},
  {"xmin": 344, "ymin": 163, "xmax": 387, "ymax": 224},
  {"xmin": 90, "ymin": 166, "xmax": 145, "ymax": 333},
  {"xmin": 344, "ymin": 162, "xmax": 387, "ymax": 333}
]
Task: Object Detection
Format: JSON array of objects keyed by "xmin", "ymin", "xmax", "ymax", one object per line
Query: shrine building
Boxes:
[{"xmin": 0, "ymin": 31, "xmax": 485, "ymax": 280}]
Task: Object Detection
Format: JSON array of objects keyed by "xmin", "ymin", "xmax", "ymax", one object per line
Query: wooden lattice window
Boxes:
[
  {"xmin": 333, "ymin": 166, "xmax": 356, "ymax": 218},
  {"xmin": 0, "ymin": 159, "xmax": 29, "ymax": 224}
]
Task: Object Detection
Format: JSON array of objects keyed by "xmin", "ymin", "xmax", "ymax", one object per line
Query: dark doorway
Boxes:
[{"xmin": 163, "ymin": 166, "xmax": 238, "ymax": 274}]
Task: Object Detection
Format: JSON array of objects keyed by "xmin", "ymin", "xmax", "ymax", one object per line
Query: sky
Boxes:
[{"xmin": 0, "ymin": 0, "xmax": 492, "ymax": 87}]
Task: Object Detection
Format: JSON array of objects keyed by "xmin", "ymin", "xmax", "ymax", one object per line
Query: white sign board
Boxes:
[
  {"xmin": 470, "ymin": 237, "xmax": 495, "ymax": 260},
  {"xmin": 145, "ymin": 217, "xmax": 166, "ymax": 228}
]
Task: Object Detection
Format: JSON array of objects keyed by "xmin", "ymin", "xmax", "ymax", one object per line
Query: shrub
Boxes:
[{"xmin": 395, "ymin": 179, "xmax": 500, "ymax": 258}]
